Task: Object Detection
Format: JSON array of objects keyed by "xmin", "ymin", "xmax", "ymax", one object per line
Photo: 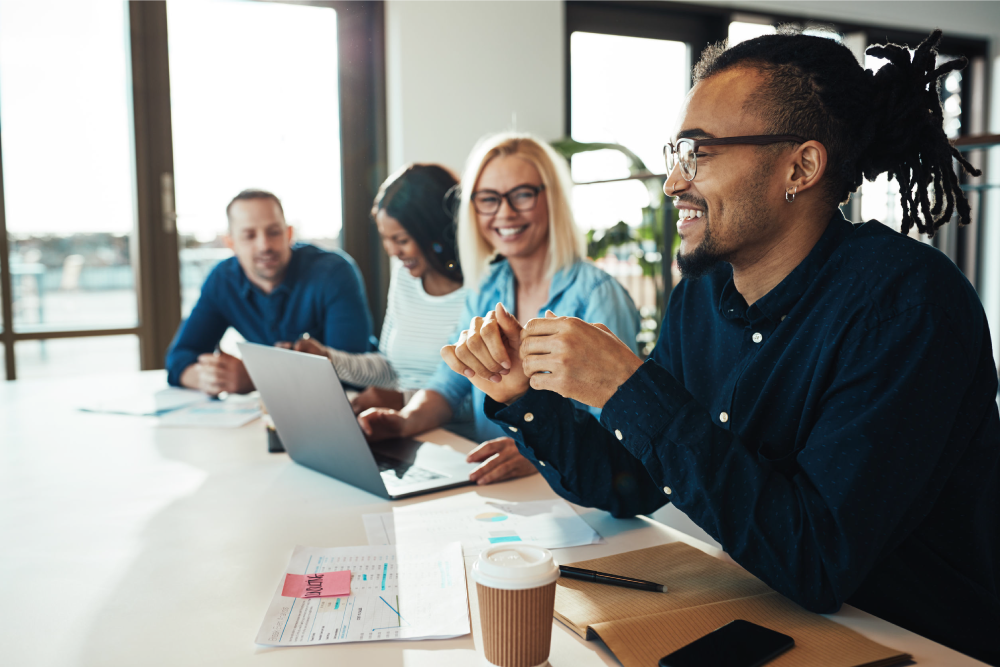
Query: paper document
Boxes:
[
  {"xmin": 255, "ymin": 542, "xmax": 469, "ymax": 646},
  {"xmin": 157, "ymin": 395, "xmax": 261, "ymax": 428},
  {"xmin": 391, "ymin": 493, "xmax": 602, "ymax": 556},
  {"xmin": 363, "ymin": 513, "xmax": 396, "ymax": 545},
  {"xmin": 79, "ymin": 387, "xmax": 208, "ymax": 416}
]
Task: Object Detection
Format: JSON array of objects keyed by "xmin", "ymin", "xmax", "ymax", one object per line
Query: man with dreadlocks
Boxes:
[{"xmin": 441, "ymin": 29, "xmax": 999, "ymax": 663}]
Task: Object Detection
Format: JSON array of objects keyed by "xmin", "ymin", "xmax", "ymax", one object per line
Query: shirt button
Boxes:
[
  {"xmin": 780, "ymin": 315, "xmax": 787, "ymax": 322},
  {"xmin": 524, "ymin": 412, "xmax": 534, "ymax": 423},
  {"xmin": 663, "ymin": 486, "xmax": 672, "ymax": 495},
  {"xmin": 508, "ymin": 426, "xmax": 518, "ymax": 433},
  {"xmin": 539, "ymin": 461, "xmax": 547, "ymax": 467},
  {"xmin": 615, "ymin": 429, "xmax": 623, "ymax": 440},
  {"xmin": 719, "ymin": 412, "xmax": 729, "ymax": 423},
  {"xmin": 752, "ymin": 332, "xmax": 763, "ymax": 343}
]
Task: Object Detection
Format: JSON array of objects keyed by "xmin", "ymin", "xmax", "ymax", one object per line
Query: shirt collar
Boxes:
[{"xmin": 718, "ymin": 209, "xmax": 855, "ymax": 323}]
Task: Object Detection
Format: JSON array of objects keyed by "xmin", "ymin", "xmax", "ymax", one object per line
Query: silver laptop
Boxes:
[{"xmin": 238, "ymin": 342, "xmax": 478, "ymax": 499}]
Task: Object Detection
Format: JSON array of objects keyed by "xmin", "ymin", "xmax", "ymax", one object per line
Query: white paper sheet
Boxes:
[
  {"xmin": 79, "ymin": 387, "xmax": 208, "ymax": 416},
  {"xmin": 363, "ymin": 513, "xmax": 396, "ymax": 545},
  {"xmin": 157, "ymin": 395, "xmax": 261, "ymax": 428},
  {"xmin": 255, "ymin": 542, "xmax": 469, "ymax": 646},
  {"xmin": 391, "ymin": 493, "xmax": 603, "ymax": 557}
]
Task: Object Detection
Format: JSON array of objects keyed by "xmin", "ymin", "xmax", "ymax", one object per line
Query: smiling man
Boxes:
[
  {"xmin": 442, "ymin": 31, "xmax": 999, "ymax": 663},
  {"xmin": 166, "ymin": 189, "xmax": 373, "ymax": 395}
]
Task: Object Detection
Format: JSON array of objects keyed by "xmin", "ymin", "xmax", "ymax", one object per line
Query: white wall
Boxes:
[{"xmin": 385, "ymin": 0, "xmax": 564, "ymax": 175}]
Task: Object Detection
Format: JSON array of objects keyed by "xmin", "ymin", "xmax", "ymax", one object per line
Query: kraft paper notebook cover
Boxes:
[{"xmin": 554, "ymin": 542, "xmax": 910, "ymax": 667}]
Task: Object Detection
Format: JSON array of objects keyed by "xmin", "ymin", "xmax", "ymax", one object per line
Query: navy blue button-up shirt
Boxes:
[
  {"xmin": 487, "ymin": 212, "xmax": 1000, "ymax": 664},
  {"xmin": 166, "ymin": 244, "xmax": 373, "ymax": 386}
]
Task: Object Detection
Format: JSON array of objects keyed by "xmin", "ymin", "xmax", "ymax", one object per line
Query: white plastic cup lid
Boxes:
[{"xmin": 471, "ymin": 543, "xmax": 559, "ymax": 590}]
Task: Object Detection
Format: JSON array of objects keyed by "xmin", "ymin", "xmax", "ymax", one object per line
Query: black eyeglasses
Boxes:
[
  {"xmin": 664, "ymin": 134, "xmax": 809, "ymax": 181},
  {"xmin": 470, "ymin": 184, "xmax": 546, "ymax": 216}
]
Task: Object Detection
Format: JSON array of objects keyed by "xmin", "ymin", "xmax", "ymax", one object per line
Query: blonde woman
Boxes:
[{"xmin": 359, "ymin": 132, "xmax": 640, "ymax": 484}]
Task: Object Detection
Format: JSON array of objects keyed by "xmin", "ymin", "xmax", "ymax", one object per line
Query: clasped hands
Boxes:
[{"xmin": 441, "ymin": 303, "xmax": 643, "ymax": 408}]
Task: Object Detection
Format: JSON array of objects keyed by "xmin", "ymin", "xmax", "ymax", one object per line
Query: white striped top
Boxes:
[{"xmin": 326, "ymin": 260, "xmax": 467, "ymax": 392}]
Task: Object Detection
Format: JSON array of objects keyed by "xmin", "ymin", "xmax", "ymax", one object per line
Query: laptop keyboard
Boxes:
[{"xmin": 374, "ymin": 453, "xmax": 446, "ymax": 488}]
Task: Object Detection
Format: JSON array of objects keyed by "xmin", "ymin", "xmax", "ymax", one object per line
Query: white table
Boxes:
[{"xmin": 0, "ymin": 371, "xmax": 986, "ymax": 666}]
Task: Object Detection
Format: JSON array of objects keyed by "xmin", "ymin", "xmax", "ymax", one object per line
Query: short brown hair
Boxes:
[{"xmin": 226, "ymin": 189, "xmax": 285, "ymax": 222}]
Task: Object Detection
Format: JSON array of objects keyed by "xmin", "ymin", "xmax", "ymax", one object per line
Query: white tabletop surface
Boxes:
[{"xmin": 0, "ymin": 371, "xmax": 986, "ymax": 666}]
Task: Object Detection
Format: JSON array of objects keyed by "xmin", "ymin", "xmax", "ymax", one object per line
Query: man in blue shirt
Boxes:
[
  {"xmin": 166, "ymin": 189, "xmax": 373, "ymax": 394},
  {"xmin": 442, "ymin": 32, "xmax": 999, "ymax": 663}
]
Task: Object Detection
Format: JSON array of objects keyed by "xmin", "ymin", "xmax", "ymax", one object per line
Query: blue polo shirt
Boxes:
[
  {"xmin": 166, "ymin": 243, "xmax": 373, "ymax": 386},
  {"xmin": 488, "ymin": 211, "xmax": 1000, "ymax": 664}
]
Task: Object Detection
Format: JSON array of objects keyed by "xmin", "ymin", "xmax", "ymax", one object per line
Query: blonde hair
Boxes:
[{"xmin": 456, "ymin": 132, "xmax": 585, "ymax": 289}]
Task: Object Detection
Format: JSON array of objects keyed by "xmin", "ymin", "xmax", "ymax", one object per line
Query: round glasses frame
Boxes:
[
  {"xmin": 470, "ymin": 184, "xmax": 546, "ymax": 216},
  {"xmin": 664, "ymin": 134, "xmax": 809, "ymax": 181}
]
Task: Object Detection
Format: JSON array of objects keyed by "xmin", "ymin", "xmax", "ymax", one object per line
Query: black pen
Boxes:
[{"xmin": 559, "ymin": 566, "xmax": 667, "ymax": 593}]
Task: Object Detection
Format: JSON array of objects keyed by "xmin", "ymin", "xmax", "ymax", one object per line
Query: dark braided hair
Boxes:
[{"xmin": 694, "ymin": 28, "xmax": 982, "ymax": 236}]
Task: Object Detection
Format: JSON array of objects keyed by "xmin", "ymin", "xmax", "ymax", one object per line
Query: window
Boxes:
[
  {"xmin": 0, "ymin": 0, "xmax": 386, "ymax": 380},
  {"xmin": 167, "ymin": 0, "xmax": 343, "ymax": 317},
  {"xmin": 568, "ymin": 30, "xmax": 691, "ymax": 353},
  {"xmin": 0, "ymin": 0, "xmax": 140, "ymax": 378}
]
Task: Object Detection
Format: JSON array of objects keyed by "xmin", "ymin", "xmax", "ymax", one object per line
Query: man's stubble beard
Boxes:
[{"xmin": 675, "ymin": 177, "xmax": 774, "ymax": 279}]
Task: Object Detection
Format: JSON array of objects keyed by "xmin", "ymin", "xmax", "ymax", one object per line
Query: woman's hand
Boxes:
[
  {"xmin": 357, "ymin": 408, "xmax": 406, "ymax": 441},
  {"xmin": 351, "ymin": 387, "xmax": 405, "ymax": 415},
  {"xmin": 467, "ymin": 437, "xmax": 539, "ymax": 485},
  {"xmin": 441, "ymin": 303, "xmax": 530, "ymax": 405}
]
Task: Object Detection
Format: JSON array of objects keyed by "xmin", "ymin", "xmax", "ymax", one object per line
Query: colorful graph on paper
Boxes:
[
  {"xmin": 392, "ymin": 493, "xmax": 603, "ymax": 556},
  {"xmin": 255, "ymin": 543, "xmax": 468, "ymax": 646}
]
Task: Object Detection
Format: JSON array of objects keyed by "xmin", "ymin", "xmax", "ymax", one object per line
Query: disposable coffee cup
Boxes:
[{"xmin": 471, "ymin": 543, "xmax": 560, "ymax": 667}]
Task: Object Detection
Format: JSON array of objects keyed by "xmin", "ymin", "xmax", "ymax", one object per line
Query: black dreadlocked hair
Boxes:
[{"xmin": 693, "ymin": 28, "xmax": 982, "ymax": 237}]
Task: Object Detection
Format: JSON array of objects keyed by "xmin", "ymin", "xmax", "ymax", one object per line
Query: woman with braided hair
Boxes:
[{"xmin": 443, "ymin": 29, "xmax": 999, "ymax": 663}]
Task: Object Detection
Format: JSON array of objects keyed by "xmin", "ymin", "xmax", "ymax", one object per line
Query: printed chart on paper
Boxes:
[
  {"xmin": 255, "ymin": 542, "xmax": 468, "ymax": 646},
  {"xmin": 391, "ymin": 492, "xmax": 602, "ymax": 557}
]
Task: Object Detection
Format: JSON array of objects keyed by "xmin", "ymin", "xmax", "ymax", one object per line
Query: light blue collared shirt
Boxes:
[{"xmin": 426, "ymin": 257, "xmax": 641, "ymax": 443}]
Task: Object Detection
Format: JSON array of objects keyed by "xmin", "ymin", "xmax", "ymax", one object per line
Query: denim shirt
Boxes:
[
  {"xmin": 426, "ymin": 257, "xmax": 641, "ymax": 443},
  {"xmin": 166, "ymin": 244, "xmax": 374, "ymax": 385},
  {"xmin": 487, "ymin": 211, "xmax": 1000, "ymax": 664}
]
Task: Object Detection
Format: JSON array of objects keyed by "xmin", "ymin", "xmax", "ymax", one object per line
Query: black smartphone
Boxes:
[{"xmin": 658, "ymin": 619, "xmax": 794, "ymax": 667}]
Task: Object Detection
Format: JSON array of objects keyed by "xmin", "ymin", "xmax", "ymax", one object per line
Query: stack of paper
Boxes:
[
  {"xmin": 255, "ymin": 542, "xmax": 469, "ymax": 646},
  {"xmin": 375, "ymin": 493, "xmax": 602, "ymax": 555}
]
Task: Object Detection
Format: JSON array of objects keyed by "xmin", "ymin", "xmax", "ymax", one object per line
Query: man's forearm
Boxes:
[{"xmin": 486, "ymin": 389, "xmax": 668, "ymax": 518}]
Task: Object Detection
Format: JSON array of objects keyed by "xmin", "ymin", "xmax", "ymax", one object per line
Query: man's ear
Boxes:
[
  {"xmin": 223, "ymin": 233, "xmax": 234, "ymax": 251},
  {"xmin": 787, "ymin": 140, "xmax": 827, "ymax": 195},
  {"xmin": 285, "ymin": 224, "xmax": 294, "ymax": 243}
]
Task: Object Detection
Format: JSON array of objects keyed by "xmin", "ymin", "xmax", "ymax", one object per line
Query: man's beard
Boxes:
[
  {"xmin": 675, "ymin": 179, "xmax": 773, "ymax": 279},
  {"xmin": 676, "ymin": 219, "xmax": 724, "ymax": 278}
]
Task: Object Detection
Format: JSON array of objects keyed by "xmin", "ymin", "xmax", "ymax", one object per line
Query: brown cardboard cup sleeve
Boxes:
[{"xmin": 471, "ymin": 544, "xmax": 560, "ymax": 667}]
